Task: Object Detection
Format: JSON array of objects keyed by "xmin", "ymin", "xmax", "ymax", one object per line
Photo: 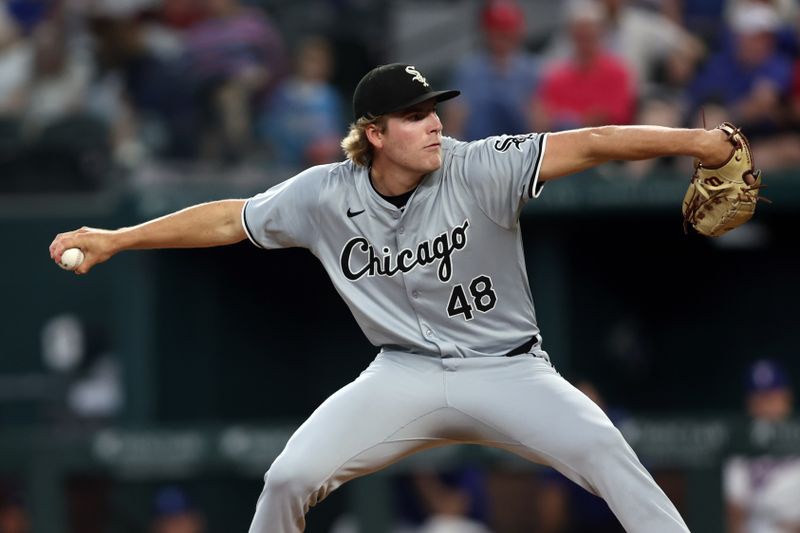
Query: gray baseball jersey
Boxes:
[
  {"xmin": 243, "ymin": 133, "xmax": 691, "ymax": 533},
  {"xmin": 242, "ymin": 134, "xmax": 548, "ymax": 358}
]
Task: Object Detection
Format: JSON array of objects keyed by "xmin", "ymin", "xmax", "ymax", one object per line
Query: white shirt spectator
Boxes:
[
  {"xmin": 724, "ymin": 455, "xmax": 800, "ymax": 533},
  {"xmin": 544, "ymin": 1, "xmax": 702, "ymax": 94},
  {"xmin": 0, "ymin": 5, "xmax": 32, "ymax": 113}
]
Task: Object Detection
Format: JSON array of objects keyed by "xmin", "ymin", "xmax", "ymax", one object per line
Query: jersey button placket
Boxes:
[
  {"xmin": 395, "ymin": 216, "xmax": 431, "ymax": 348},
  {"xmin": 396, "ymin": 219, "xmax": 418, "ymax": 305}
]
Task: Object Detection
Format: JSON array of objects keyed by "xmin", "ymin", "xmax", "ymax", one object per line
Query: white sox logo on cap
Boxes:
[
  {"xmin": 352, "ymin": 63, "xmax": 459, "ymax": 120},
  {"xmin": 405, "ymin": 66, "xmax": 429, "ymax": 87}
]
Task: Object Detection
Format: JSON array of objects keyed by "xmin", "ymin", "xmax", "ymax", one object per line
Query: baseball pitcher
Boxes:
[{"xmin": 51, "ymin": 63, "xmax": 758, "ymax": 532}]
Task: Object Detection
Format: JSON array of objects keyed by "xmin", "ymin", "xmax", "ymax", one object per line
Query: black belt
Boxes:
[
  {"xmin": 381, "ymin": 335, "xmax": 538, "ymax": 357},
  {"xmin": 505, "ymin": 335, "xmax": 538, "ymax": 357}
]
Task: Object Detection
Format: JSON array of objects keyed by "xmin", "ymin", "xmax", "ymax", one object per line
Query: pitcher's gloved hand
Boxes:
[{"xmin": 682, "ymin": 123, "xmax": 767, "ymax": 237}]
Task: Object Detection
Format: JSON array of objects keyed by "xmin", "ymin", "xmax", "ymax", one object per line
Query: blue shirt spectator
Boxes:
[
  {"xmin": 688, "ymin": 53, "xmax": 792, "ymax": 109},
  {"xmin": 259, "ymin": 37, "xmax": 344, "ymax": 167},
  {"xmin": 444, "ymin": 0, "xmax": 538, "ymax": 141},
  {"xmin": 395, "ymin": 467, "xmax": 491, "ymax": 530},
  {"xmin": 687, "ymin": 2, "xmax": 793, "ymax": 138},
  {"xmin": 450, "ymin": 51, "xmax": 538, "ymax": 141}
]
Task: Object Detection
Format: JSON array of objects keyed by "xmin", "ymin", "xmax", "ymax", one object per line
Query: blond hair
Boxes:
[{"xmin": 341, "ymin": 115, "xmax": 387, "ymax": 167}]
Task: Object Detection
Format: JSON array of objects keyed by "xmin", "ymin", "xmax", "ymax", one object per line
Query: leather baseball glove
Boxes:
[{"xmin": 682, "ymin": 122, "xmax": 766, "ymax": 237}]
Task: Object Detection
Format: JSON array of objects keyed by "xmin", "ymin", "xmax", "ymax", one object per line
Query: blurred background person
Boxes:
[
  {"xmin": 724, "ymin": 0, "xmax": 800, "ymax": 58},
  {"xmin": 686, "ymin": 1, "xmax": 796, "ymax": 171},
  {"xmin": 596, "ymin": 0, "xmax": 706, "ymax": 178},
  {"xmin": 675, "ymin": 0, "xmax": 726, "ymax": 48},
  {"xmin": 782, "ymin": 54, "xmax": 800, "ymax": 168},
  {"xmin": 601, "ymin": 0, "xmax": 705, "ymax": 95},
  {"xmin": 179, "ymin": 0, "xmax": 287, "ymax": 164},
  {"xmin": 723, "ymin": 359, "xmax": 800, "ymax": 533},
  {"xmin": 0, "ymin": 2, "xmax": 32, "ymax": 191},
  {"xmin": 443, "ymin": 0, "xmax": 538, "ymax": 141},
  {"xmin": 545, "ymin": 0, "xmax": 704, "ymax": 99},
  {"xmin": 394, "ymin": 467, "xmax": 492, "ymax": 533},
  {"xmin": 0, "ymin": 3, "xmax": 115, "ymax": 193},
  {"xmin": 20, "ymin": 8, "xmax": 111, "ymax": 192},
  {"xmin": 83, "ymin": 2, "xmax": 188, "ymax": 169},
  {"xmin": 150, "ymin": 486, "xmax": 206, "ymax": 533},
  {"xmin": 603, "ymin": 2, "xmax": 702, "ymax": 100},
  {"xmin": 531, "ymin": 1, "xmax": 636, "ymax": 133},
  {"xmin": 0, "ymin": 491, "xmax": 29, "ymax": 533},
  {"xmin": 20, "ymin": 11, "xmax": 93, "ymax": 135},
  {"xmin": 160, "ymin": 0, "xmax": 206, "ymax": 30},
  {"xmin": 258, "ymin": 35, "xmax": 344, "ymax": 168},
  {"xmin": 0, "ymin": 3, "xmax": 32, "ymax": 116}
]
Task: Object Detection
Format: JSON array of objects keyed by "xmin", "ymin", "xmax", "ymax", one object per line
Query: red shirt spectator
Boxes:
[
  {"xmin": 538, "ymin": 53, "xmax": 635, "ymax": 130},
  {"xmin": 533, "ymin": 1, "xmax": 636, "ymax": 131}
]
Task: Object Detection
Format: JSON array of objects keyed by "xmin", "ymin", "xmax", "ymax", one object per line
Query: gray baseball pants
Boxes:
[{"xmin": 247, "ymin": 351, "xmax": 690, "ymax": 533}]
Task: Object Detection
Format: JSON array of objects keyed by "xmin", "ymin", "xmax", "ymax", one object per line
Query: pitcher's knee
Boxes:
[
  {"xmin": 565, "ymin": 423, "xmax": 630, "ymax": 466},
  {"xmin": 263, "ymin": 454, "xmax": 329, "ymax": 505},
  {"xmin": 594, "ymin": 423, "xmax": 627, "ymax": 450}
]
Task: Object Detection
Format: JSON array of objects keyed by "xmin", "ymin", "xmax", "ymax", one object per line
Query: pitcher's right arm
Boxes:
[{"xmin": 49, "ymin": 199, "xmax": 247, "ymax": 274}]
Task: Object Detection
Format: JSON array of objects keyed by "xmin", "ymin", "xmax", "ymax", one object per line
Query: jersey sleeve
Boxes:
[
  {"xmin": 241, "ymin": 166, "xmax": 323, "ymax": 250},
  {"xmin": 452, "ymin": 133, "xmax": 548, "ymax": 228}
]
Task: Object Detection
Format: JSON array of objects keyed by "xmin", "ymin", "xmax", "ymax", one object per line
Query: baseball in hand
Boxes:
[{"xmin": 59, "ymin": 248, "xmax": 85, "ymax": 271}]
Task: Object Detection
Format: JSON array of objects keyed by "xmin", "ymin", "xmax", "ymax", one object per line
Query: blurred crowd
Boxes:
[
  {"xmin": 2, "ymin": 0, "xmax": 800, "ymax": 192},
  {"xmin": 0, "ymin": 0, "xmax": 349, "ymax": 192},
  {"xmin": 448, "ymin": 0, "xmax": 800, "ymax": 179}
]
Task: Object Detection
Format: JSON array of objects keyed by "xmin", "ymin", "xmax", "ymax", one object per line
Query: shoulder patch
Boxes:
[{"xmin": 493, "ymin": 134, "xmax": 536, "ymax": 153}]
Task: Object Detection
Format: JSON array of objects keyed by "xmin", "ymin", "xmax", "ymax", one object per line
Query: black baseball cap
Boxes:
[{"xmin": 352, "ymin": 63, "xmax": 460, "ymax": 120}]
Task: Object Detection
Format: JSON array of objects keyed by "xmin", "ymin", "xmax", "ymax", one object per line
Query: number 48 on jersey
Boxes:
[{"xmin": 447, "ymin": 275, "xmax": 497, "ymax": 320}]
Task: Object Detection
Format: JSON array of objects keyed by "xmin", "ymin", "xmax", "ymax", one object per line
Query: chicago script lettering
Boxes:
[{"xmin": 340, "ymin": 220, "xmax": 470, "ymax": 283}]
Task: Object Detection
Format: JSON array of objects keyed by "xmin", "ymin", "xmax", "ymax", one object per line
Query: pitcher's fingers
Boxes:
[
  {"xmin": 74, "ymin": 259, "xmax": 93, "ymax": 275},
  {"xmin": 49, "ymin": 233, "xmax": 66, "ymax": 258},
  {"xmin": 52, "ymin": 237, "xmax": 80, "ymax": 263}
]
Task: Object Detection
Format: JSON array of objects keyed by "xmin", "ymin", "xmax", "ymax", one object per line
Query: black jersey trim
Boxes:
[
  {"xmin": 527, "ymin": 133, "xmax": 548, "ymax": 199},
  {"xmin": 241, "ymin": 200, "xmax": 265, "ymax": 249},
  {"xmin": 369, "ymin": 167, "xmax": 417, "ymax": 209}
]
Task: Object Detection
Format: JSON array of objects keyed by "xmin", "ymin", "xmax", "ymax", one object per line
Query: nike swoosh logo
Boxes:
[{"xmin": 347, "ymin": 208, "xmax": 365, "ymax": 218}]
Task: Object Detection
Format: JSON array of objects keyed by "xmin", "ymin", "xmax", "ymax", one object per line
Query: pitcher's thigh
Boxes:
[
  {"xmin": 447, "ymin": 357, "xmax": 690, "ymax": 533},
  {"xmin": 448, "ymin": 357, "xmax": 634, "ymax": 485},
  {"xmin": 248, "ymin": 355, "xmax": 457, "ymax": 533},
  {"xmin": 267, "ymin": 354, "xmax": 449, "ymax": 496}
]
